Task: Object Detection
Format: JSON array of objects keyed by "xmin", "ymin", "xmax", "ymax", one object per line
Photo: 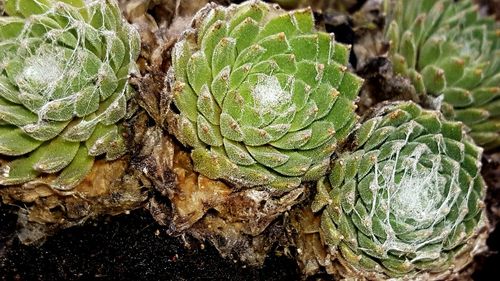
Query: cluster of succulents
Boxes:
[
  {"xmin": 0, "ymin": 0, "xmax": 496, "ymax": 279},
  {"xmin": 386, "ymin": 0, "xmax": 499, "ymax": 150},
  {"xmin": 163, "ymin": 1, "xmax": 491, "ymax": 279},
  {"xmin": 0, "ymin": 0, "xmax": 140, "ymax": 188}
]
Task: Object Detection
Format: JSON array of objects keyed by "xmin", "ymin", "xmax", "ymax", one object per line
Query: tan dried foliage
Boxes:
[{"xmin": 1, "ymin": 158, "xmax": 147, "ymax": 244}]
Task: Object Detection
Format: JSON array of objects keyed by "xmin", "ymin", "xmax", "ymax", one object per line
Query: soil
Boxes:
[{"xmin": 0, "ymin": 205, "xmax": 300, "ymax": 281}]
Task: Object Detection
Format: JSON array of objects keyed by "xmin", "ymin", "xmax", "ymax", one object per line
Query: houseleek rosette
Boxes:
[
  {"xmin": 0, "ymin": 0, "xmax": 140, "ymax": 188},
  {"xmin": 386, "ymin": 0, "xmax": 500, "ymax": 149},
  {"xmin": 167, "ymin": 0, "xmax": 363, "ymax": 189},
  {"xmin": 313, "ymin": 101, "xmax": 486, "ymax": 279}
]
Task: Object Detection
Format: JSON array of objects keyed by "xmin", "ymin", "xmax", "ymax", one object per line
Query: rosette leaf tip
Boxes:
[
  {"xmin": 0, "ymin": 0, "xmax": 140, "ymax": 189},
  {"xmin": 167, "ymin": 0, "xmax": 363, "ymax": 189}
]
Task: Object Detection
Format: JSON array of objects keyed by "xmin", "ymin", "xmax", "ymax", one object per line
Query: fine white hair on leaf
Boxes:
[
  {"xmin": 359, "ymin": 122, "xmax": 469, "ymax": 256},
  {"xmin": 252, "ymin": 75, "xmax": 291, "ymax": 113},
  {"xmin": 21, "ymin": 55, "xmax": 62, "ymax": 89},
  {"xmin": 5, "ymin": 0, "xmax": 135, "ymax": 123}
]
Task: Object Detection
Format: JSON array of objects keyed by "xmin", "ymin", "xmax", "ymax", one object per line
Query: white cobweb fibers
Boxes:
[
  {"xmin": 21, "ymin": 53, "xmax": 62, "ymax": 90},
  {"xmin": 7, "ymin": 0, "xmax": 132, "ymax": 129},
  {"xmin": 252, "ymin": 75, "xmax": 292, "ymax": 114},
  {"xmin": 359, "ymin": 122, "xmax": 472, "ymax": 262}
]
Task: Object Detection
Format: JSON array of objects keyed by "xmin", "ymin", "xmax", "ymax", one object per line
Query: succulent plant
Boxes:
[
  {"xmin": 0, "ymin": 0, "xmax": 140, "ymax": 188},
  {"xmin": 269, "ymin": 0, "xmax": 358, "ymax": 12},
  {"xmin": 385, "ymin": 0, "xmax": 500, "ymax": 150},
  {"xmin": 166, "ymin": 0, "xmax": 363, "ymax": 189},
  {"xmin": 313, "ymin": 101, "xmax": 487, "ymax": 279}
]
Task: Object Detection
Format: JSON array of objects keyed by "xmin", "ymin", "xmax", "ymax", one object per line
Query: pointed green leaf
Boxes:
[
  {"xmin": 230, "ymin": 17, "xmax": 260, "ymax": 53},
  {"xmin": 197, "ymin": 115, "xmax": 223, "ymax": 146},
  {"xmin": 0, "ymin": 126, "xmax": 42, "ymax": 156},
  {"xmin": 197, "ymin": 85, "xmax": 221, "ymax": 125},
  {"xmin": 187, "ymin": 51, "xmax": 212, "ymax": 94},
  {"xmin": 247, "ymin": 145, "xmax": 289, "ymax": 168},
  {"xmin": 52, "ymin": 145, "xmax": 94, "ymax": 190},
  {"xmin": 270, "ymin": 128, "xmax": 312, "ymax": 149},
  {"xmin": 32, "ymin": 137, "xmax": 79, "ymax": 173},
  {"xmin": 212, "ymin": 37, "xmax": 236, "ymax": 75},
  {"xmin": 223, "ymin": 138, "xmax": 255, "ymax": 166},
  {"xmin": 273, "ymin": 151, "xmax": 311, "ymax": 176}
]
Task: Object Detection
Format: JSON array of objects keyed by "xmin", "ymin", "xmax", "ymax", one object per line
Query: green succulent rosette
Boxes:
[
  {"xmin": 385, "ymin": 0, "xmax": 500, "ymax": 150},
  {"xmin": 313, "ymin": 101, "xmax": 486, "ymax": 279},
  {"xmin": 0, "ymin": 0, "xmax": 140, "ymax": 188},
  {"xmin": 167, "ymin": 0, "xmax": 363, "ymax": 189}
]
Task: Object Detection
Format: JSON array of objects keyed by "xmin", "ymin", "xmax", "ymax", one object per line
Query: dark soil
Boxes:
[
  {"xmin": 472, "ymin": 227, "xmax": 500, "ymax": 281},
  {"xmin": 0, "ymin": 205, "xmax": 300, "ymax": 281}
]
